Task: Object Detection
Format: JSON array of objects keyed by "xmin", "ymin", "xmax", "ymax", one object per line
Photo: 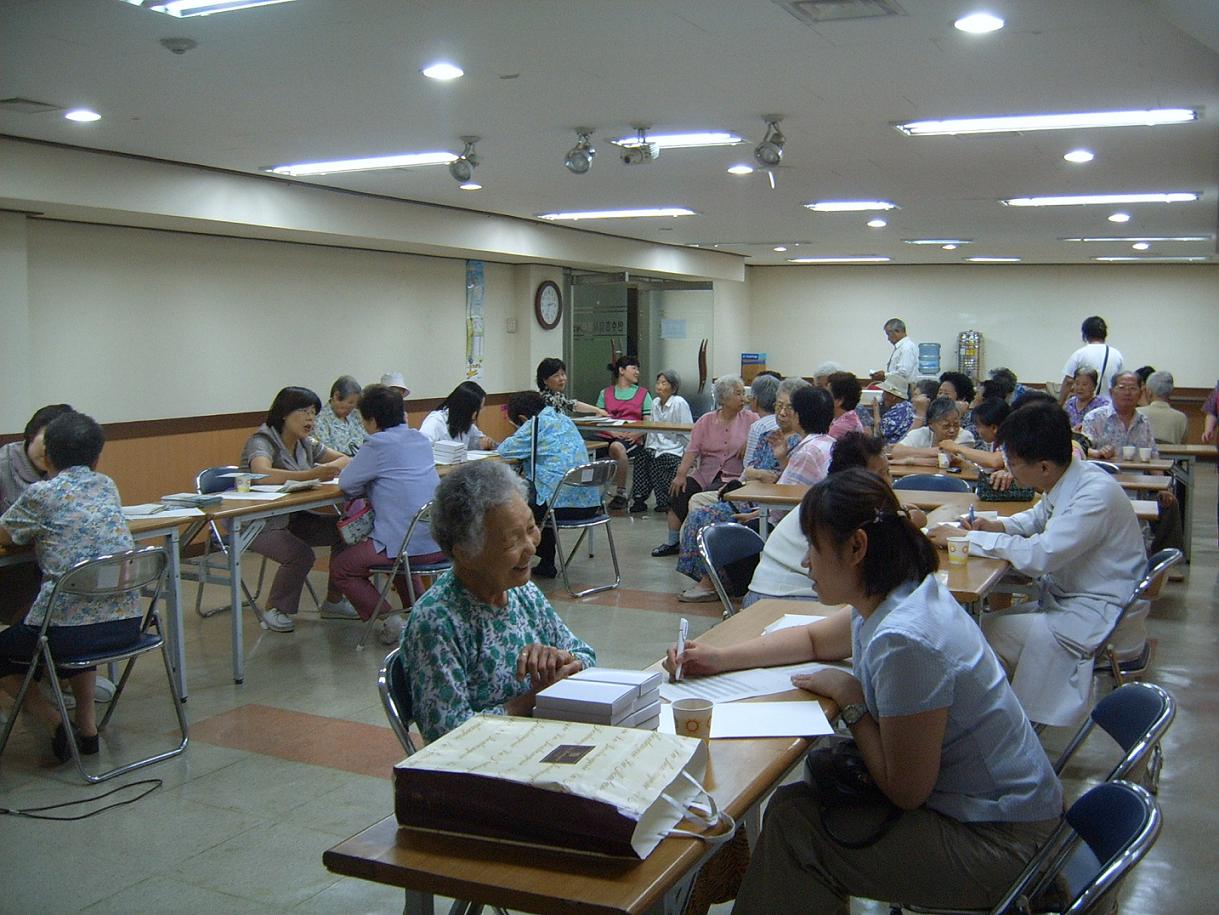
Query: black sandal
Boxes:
[{"xmin": 51, "ymin": 723, "xmax": 75, "ymax": 763}]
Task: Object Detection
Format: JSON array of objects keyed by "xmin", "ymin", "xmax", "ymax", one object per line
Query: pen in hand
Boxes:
[
  {"xmin": 675, "ymin": 617, "xmax": 689, "ymax": 682},
  {"xmin": 967, "ymin": 504, "xmax": 975, "ymax": 527}
]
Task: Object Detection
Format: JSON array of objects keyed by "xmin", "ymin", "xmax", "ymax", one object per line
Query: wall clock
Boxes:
[{"xmin": 534, "ymin": 280, "xmax": 563, "ymax": 330}]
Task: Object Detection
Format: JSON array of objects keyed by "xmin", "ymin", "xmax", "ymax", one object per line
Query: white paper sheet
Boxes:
[
  {"xmin": 466, "ymin": 450, "xmax": 498, "ymax": 460},
  {"xmin": 658, "ymin": 700, "xmax": 834, "ymax": 738},
  {"xmin": 761, "ymin": 613, "xmax": 826, "ymax": 635},
  {"xmin": 123, "ymin": 505, "xmax": 205, "ymax": 520},
  {"xmin": 659, "ymin": 660, "xmax": 849, "ymax": 704},
  {"xmin": 210, "ymin": 491, "xmax": 289, "ymax": 501}
]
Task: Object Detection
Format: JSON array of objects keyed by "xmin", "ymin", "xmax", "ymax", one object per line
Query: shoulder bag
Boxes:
[{"xmin": 803, "ymin": 735, "xmax": 902, "ymax": 848}]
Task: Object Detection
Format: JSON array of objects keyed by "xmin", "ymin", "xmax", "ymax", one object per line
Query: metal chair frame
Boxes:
[
  {"xmin": 357, "ymin": 501, "xmax": 451, "ymax": 650},
  {"xmin": 891, "ymin": 473, "xmax": 972, "ymax": 493},
  {"xmin": 697, "ymin": 522, "xmax": 765, "ymax": 620},
  {"xmin": 0, "ymin": 546, "xmax": 189, "ymax": 783},
  {"xmin": 1053, "ymin": 682, "xmax": 1175, "ymax": 793},
  {"xmin": 544, "ymin": 460, "xmax": 621, "ymax": 598},
  {"xmin": 1093, "ymin": 548, "xmax": 1181, "ymax": 688}
]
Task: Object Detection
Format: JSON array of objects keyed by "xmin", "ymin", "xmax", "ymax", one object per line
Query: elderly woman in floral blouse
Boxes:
[
  {"xmin": 402, "ymin": 460, "xmax": 596, "ymax": 742},
  {"xmin": 314, "ymin": 375, "xmax": 368, "ymax": 456}
]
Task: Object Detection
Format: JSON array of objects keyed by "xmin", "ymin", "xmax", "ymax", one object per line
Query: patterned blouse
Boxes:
[
  {"xmin": 0, "ymin": 465, "xmax": 138, "ymax": 627},
  {"xmin": 314, "ymin": 403, "xmax": 367, "ymax": 456},
  {"xmin": 540, "ymin": 388, "xmax": 577, "ymax": 416},
  {"xmin": 497, "ymin": 407, "xmax": 601, "ymax": 509},
  {"xmin": 402, "ymin": 570, "xmax": 597, "ymax": 741},
  {"xmin": 878, "ymin": 401, "xmax": 916, "ymax": 444},
  {"xmin": 1081, "ymin": 405, "xmax": 1157, "ymax": 456},
  {"xmin": 1064, "ymin": 394, "xmax": 1110, "ymax": 429}
]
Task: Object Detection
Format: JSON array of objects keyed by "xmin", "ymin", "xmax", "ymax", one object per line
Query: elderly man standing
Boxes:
[
  {"xmin": 930, "ymin": 401, "xmax": 1144, "ymax": 726},
  {"xmin": 1137, "ymin": 370, "xmax": 1188, "ymax": 445},
  {"xmin": 869, "ymin": 318, "xmax": 918, "ymax": 384}
]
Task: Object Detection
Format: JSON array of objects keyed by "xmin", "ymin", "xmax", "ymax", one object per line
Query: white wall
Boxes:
[{"xmin": 747, "ymin": 264, "xmax": 1219, "ymax": 387}]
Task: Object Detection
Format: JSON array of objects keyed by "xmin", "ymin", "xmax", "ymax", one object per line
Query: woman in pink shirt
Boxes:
[
  {"xmin": 651, "ymin": 375, "xmax": 757, "ymax": 557},
  {"xmin": 827, "ymin": 371, "xmax": 864, "ymax": 440}
]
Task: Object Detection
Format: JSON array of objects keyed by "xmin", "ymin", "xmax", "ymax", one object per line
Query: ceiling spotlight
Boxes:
[
  {"xmin": 422, "ymin": 62, "xmax": 464, "ymax": 81},
  {"xmin": 1064, "ymin": 148, "xmax": 1095, "ymax": 164},
  {"xmin": 773, "ymin": 246, "xmax": 788, "ymax": 252},
  {"xmin": 754, "ymin": 118, "xmax": 785, "ymax": 169},
  {"xmin": 64, "ymin": 108, "xmax": 101, "ymax": 122},
  {"xmin": 1131, "ymin": 242, "xmax": 1150, "ymax": 251},
  {"xmin": 564, "ymin": 129, "xmax": 596, "ymax": 175},
  {"xmin": 867, "ymin": 218, "xmax": 887, "ymax": 229},
  {"xmin": 448, "ymin": 136, "xmax": 479, "ymax": 184},
  {"xmin": 459, "ymin": 182, "xmax": 481, "ymax": 191},
  {"xmin": 954, "ymin": 12, "xmax": 1004, "ymax": 33},
  {"xmin": 727, "ymin": 164, "xmax": 755, "ymax": 176},
  {"xmin": 1108, "ymin": 212, "xmax": 1131, "ymax": 223}
]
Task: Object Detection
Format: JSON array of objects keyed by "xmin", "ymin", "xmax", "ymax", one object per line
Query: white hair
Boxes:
[{"xmin": 430, "ymin": 461, "xmax": 527, "ymax": 557}]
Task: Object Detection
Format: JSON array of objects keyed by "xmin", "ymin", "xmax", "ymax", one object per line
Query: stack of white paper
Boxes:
[
  {"xmin": 433, "ymin": 442, "xmax": 467, "ymax": 464},
  {"xmin": 534, "ymin": 668, "xmax": 663, "ymax": 729}
]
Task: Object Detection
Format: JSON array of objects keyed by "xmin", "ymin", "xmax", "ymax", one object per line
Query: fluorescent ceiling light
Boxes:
[
  {"xmin": 727, "ymin": 164, "xmax": 755, "ymax": 175},
  {"xmin": 536, "ymin": 207, "xmax": 695, "ymax": 221},
  {"xmin": 805, "ymin": 200, "xmax": 898, "ymax": 212},
  {"xmin": 421, "ymin": 62, "xmax": 464, "ymax": 81},
  {"xmin": 1002, "ymin": 193, "xmax": 1199, "ymax": 207},
  {"xmin": 64, "ymin": 109, "xmax": 101, "ymax": 122},
  {"xmin": 787, "ymin": 256, "xmax": 891, "ymax": 264},
  {"xmin": 1061, "ymin": 236, "xmax": 1211, "ymax": 243},
  {"xmin": 903, "ymin": 238, "xmax": 972, "ymax": 245},
  {"xmin": 1108, "ymin": 212, "xmax": 1131, "ymax": 223},
  {"xmin": 269, "ymin": 151, "xmax": 457, "ymax": 177},
  {"xmin": 1093, "ymin": 256, "xmax": 1209, "ymax": 262},
  {"xmin": 612, "ymin": 132, "xmax": 743, "ymax": 149},
  {"xmin": 867, "ymin": 218, "xmax": 888, "ymax": 228},
  {"xmin": 118, "ymin": 0, "xmax": 297, "ymax": 16},
  {"xmin": 1064, "ymin": 149, "xmax": 1095, "ymax": 163},
  {"xmin": 954, "ymin": 12, "xmax": 1004, "ymax": 33},
  {"xmin": 967, "ymin": 257, "xmax": 1022, "ymax": 263},
  {"xmin": 896, "ymin": 108, "xmax": 1197, "ymax": 137}
]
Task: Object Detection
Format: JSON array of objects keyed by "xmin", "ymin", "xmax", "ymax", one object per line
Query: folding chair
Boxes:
[
  {"xmin": 357, "ymin": 501, "xmax": 451, "ymax": 650},
  {"xmin": 1088, "ymin": 460, "xmax": 1121, "ymax": 475},
  {"xmin": 698, "ymin": 522, "xmax": 765, "ymax": 620},
  {"xmin": 0, "ymin": 546, "xmax": 189, "ymax": 783},
  {"xmin": 1053, "ymin": 682, "xmax": 1175, "ymax": 793},
  {"xmin": 892, "ymin": 474, "xmax": 971, "ymax": 493},
  {"xmin": 544, "ymin": 460, "xmax": 621, "ymax": 598},
  {"xmin": 1093, "ymin": 548, "xmax": 1182, "ymax": 687}
]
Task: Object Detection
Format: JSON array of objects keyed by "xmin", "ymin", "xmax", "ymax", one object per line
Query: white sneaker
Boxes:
[
  {"xmin": 261, "ymin": 608, "xmax": 295, "ymax": 632},
  {"xmin": 320, "ymin": 597, "xmax": 360, "ymax": 620},
  {"xmin": 45, "ymin": 675, "xmax": 116, "ymax": 710},
  {"xmin": 375, "ymin": 615, "xmax": 406, "ymax": 646}
]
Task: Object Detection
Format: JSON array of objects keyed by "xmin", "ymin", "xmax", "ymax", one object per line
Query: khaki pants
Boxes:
[{"xmin": 733, "ymin": 783, "xmax": 1058, "ymax": 915}]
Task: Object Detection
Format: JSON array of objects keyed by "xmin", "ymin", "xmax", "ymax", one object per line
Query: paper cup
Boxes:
[
  {"xmin": 671, "ymin": 698, "xmax": 714, "ymax": 740},
  {"xmin": 1122, "ymin": 445, "xmax": 1137, "ymax": 461},
  {"xmin": 947, "ymin": 537, "xmax": 970, "ymax": 565},
  {"xmin": 937, "ymin": 452, "xmax": 951, "ymax": 469},
  {"xmin": 235, "ymin": 473, "xmax": 254, "ymax": 493},
  {"xmin": 1138, "ymin": 447, "xmax": 1153, "ymax": 462}
]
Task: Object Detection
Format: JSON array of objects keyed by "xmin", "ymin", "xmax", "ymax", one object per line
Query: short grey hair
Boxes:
[
  {"xmin": 927, "ymin": 396, "xmax": 960, "ymax": 426},
  {"xmin": 330, "ymin": 375, "xmax": 361, "ymax": 399},
  {"xmin": 914, "ymin": 378, "xmax": 941, "ymax": 399},
  {"xmin": 777, "ymin": 376, "xmax": 812, "ymax": 400},
  {"xmin": 429, "ymin": 461, "xmax": 527, "ymax": 558},
  {"xmin": 1146, "ymin": 370, "xmax": 1174, "ymax": 399},
  {"xmin": 812, "ymin": 361, "xmax": 844, "ymax": 378},
  {"xmin": 657, "ymin": 368, "xmax": 681, "ymax": 393},
  {"xmin": 884, "ymin": 318, "xmax": 906, "ymax": 334},
  {"xmin": 713, "ymin": 374, "xmax": 745, "ymax": 406},
  {"xmin": 749, "ymin": 374, "xmax": 780, "ymax": 412}
]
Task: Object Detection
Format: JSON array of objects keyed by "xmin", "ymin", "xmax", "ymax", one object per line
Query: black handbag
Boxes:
[
  {"xmin": 976, "ymin": 471, "xmax": 1037, "ymax": 503},
  {"xmin": 803, "ymin": 736, "xmax": 902, "ymax": 848}
]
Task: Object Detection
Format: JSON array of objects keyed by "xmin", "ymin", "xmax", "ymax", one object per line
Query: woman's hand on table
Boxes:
[
  {"xmin": 479, "ymin": 436, "xmax": 498, "ymax": 451},
  {"xmin": 516, "ymin": 644, "xmax": 580, "ymax": 688},
  {"xmin": 938, "ymin": 440, "xmax": 963, "ymax": 456},
  {"xmin": 791, "ymin": 668, "xmax": 863, "ymax": 707},
  {"xmin": 988, "ymin": 468, "xmax": 1015, "ymax": 491},
  {"xmin": 314, "ymin": 462, "xmax": 342, "ymax": 482},
  {"xmin": 664, "ymin": 639, "xmax": 723, "ymax": 680}
]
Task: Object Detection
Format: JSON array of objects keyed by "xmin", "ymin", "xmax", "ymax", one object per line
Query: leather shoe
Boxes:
[{"xmin": 651, "ymin": 542, "xmax": 679, "ymax": 557}]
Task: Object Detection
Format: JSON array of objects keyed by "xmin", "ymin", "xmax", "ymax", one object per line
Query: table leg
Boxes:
[
  {"xmin": 758, "ymin": 505, "xmax": 771, "ymax": 538},
  {"xmin": 228, "ymin": 519, "xmax": 246, "ymax": 684},
  {"xmin": 1174, "ymin": 456, "xmax": 1194, "ymax": 562},
  {"xmin": 163, "ymin": 527, "xmax": 188, "ymax": 700},
  {"xmin": 402, "ymin": 889, "xmax": 435, "ymax": 915}
]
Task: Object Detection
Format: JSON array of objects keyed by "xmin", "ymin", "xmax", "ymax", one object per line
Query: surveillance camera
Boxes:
[{"xmin": 620, "ymin": 143, "xmax": 660, "ymax": 165}]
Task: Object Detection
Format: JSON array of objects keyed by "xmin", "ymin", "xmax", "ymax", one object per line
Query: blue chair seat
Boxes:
[
  {"xmin": 892, "ymin": 473, "xmax": 971, "ymax": 493},
  {"xmin": 553, "ymin": 512, "xmax": 611, "ymax": 528},
  {"xmin": 60, "ymin": 633, "xmax": 164, "ymax": 668}
]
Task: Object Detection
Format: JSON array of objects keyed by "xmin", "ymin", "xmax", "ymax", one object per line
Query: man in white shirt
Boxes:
[
  {"xmin": 1058, "ymin": 315, "xmax": 1124, "ymax": 403},
  {"xmin": 929, "ymin": 401, "xmax": 1144, "ymax": 726},
  {"xmin": 869, "ymin": 318, "xmax": 918, "ymax": 384}
]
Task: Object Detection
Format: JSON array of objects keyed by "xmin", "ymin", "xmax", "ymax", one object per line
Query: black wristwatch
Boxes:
[{"xmin": 841, "ymin": 703, "xmax": 869, "ymax": 727}]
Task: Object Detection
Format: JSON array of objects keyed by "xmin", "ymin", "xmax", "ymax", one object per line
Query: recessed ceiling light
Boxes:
[
  {"xmin": 867, "ymin": 218, "xmax": 888, "ymax": 229},
  {"xmin": 1108, "ymin": 212, "xmax": 1131, "ymax": 223},
  {"xmin": 459, "ymin": 182, "xmax": 481, "ymax": 191},
  {"xmin": 903, "ymin": 238, "xmax": 972, "ymax": 245},
  {"xmin": 954, "ymin": 12, "xmax": 1004, "ymax": 33},
  {"xmin": 268, "ymin": 151, "xmax": 458, "ymax": 176},
  {"xmin": 1061, "ymin": 235, "xmax": 1211, "ymax": 243},
  {"xmin": 896, "ymin": 108, "xmax": 1198, "ymax": 137},
  {"xmin": 773, "ymin": 246, "xmax": 788, "ymax": 252},
  {"xmin": 805, "ymin": 200, "xmax": 899, "ymax": 212},
  {"xmin": 64, "ymin": 109, "xmax": 101, "ymax": 122},
  {"xmin": 536, "ymin": 207, "xmax": 696, "ymax": 221},
  {"xmin": 117, "ymin": 0, "xmax": 298, "ymax": 16},
  {"xmin": 612, "ymin": 131, "xmax": 743, "ymax": 149},
  {"xmin": 727, "ymin": 164, "xmax": 755, "ymax": 175},
  {"xmin": 1003, "ymin": 193, "xmax": 1198, "ymax": 207},
  {"xmin": 1131, "ymin": 242, "xmax": 1150, "ymax": 251},
  {"xmin": 966, "ymin": 256, "xmax": 1022, "ymax": 263},
  {"xmin": 942, "ymin": 244, "xmax": 958, "ymax": 251},
  {"xmin": 1064, "ymin": 149, "xmax": 1095, "ymax": 163},
  {"xmin": 787, "ymin": 256, "xmax": 891, "ymax": 264},
  {"xmin": 421, "ymin": 62, "xmax": 464, "ymax": 81},
  {"xmin": 1093, "ymin": 256, "xmax": 1209, "ymax": 262}
]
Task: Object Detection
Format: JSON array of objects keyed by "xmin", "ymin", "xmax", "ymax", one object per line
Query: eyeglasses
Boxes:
[
  {"xmin": 1113, "ymin": 383, "xmax": 1139, "ymax": 391},
  {"xmin": 775, "ymin": 401, "xmax": 793, "ymax": 413}
]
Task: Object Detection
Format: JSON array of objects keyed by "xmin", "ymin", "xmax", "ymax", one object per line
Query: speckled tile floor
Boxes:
[{"xmin": 1, "ymin": 471, "xmax": 1215, "ymax": 913}]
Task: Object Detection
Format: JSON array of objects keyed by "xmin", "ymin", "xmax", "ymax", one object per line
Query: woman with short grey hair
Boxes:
[
  {"xmin": 314, "ymin": 374, "xmax": 368, "ymax": 456},
  {"xmin": 401, "ymin": 461, "xmax": 597, "ymax": 742},
  {"xmin": 891, "ymin": 396, "xmax": 975, "ymax": 465},
  {"xmin": 632, "ymin": 369, "xmax": 692, "ymax": 513}
]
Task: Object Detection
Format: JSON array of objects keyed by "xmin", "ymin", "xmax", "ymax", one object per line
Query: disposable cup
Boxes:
[
  {"xmin": 947, "ymin": 537, "xmax": 970, "ymax": 565},
  {"xmin": 1138, "ymin": 447, "xmax": 1153, "ymax": 462},
  {"xmin": 235, "ymin": 473, "xmax": 254, "ymax": 493},
  {"xmin": 671, "ymin": 698, "xmax": 714, "ymax": 741},
  {"xmin": 937, "ymin": 452, "xmax": 951, "ymax": 469},
  {"xmin": 1122, "ymin": 445, "xmax": 1137, "ymax": 461}
]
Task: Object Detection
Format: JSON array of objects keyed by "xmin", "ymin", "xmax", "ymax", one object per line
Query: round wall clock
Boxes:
[{"xmin": 534, "ymin": 280, "xmax": 563, "ymax": 330}]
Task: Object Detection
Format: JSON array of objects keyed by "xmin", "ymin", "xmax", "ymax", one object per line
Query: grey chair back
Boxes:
[
  {"xmin": 698, "ymin": 522, "xmax": 765, "ymax": 619},
  {"xmin": 379, "ymin": 647, "xmax": 416, "ymax": 755}
]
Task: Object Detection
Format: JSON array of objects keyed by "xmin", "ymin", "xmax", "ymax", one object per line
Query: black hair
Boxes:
[
  {"xmin": 329, "ymin": 375, "xmax": 361, "ymax": 400},
  {"xmin": 827, "ymin": 372, "xmax": 861, "ymax": 411},
  {"xmin": 938, "ymin": 371, "xmax": 975, "ymax": 404},
  {"xmin": 1134, "ymin": 365, "xmax": 1155, "ymax": 384},
  {"xmin": 1011, "ymin": 389, "xmax": 1057, "ymax": 410},
  {"xmin": 23, "ymin": 404, "xmax": 74, "ymax": 451},
  {"xmin": 979, "ymin": 378, "xmax": 1008, "ymax": 401},
  {"xmin": 506, "ymin": 390, "xmax": 546, "ymax": 424},
  {"xmin": 996, "ymin": 401, "xmax": 1072, "ymax": 466},
  {"xmin": 791, "ymin": 385, "xmax": 833, "ymax": 435},
  {"xmin": 357, "ymin": 384, "xmax": 404, "ymax": 430},
  {"xmin": 971, "ymin": 398, "xmax": 1010, "ymax": 429},
  {"xmin": 827, "ymin": 433, "xmax": 885, "ymax": 475},
  {"xmin": 440, "ymin": 380, "xmax": 487, "ymax": 440},
  {"xmin": 43, "ymin": 411, "xmax": 105, "ymax": 470},
  {"xmin": 607, "ymin": 355, "xmax": 640, "ymax": 381},
  {"xmin": 266, "ymin": 387, "xmax": 323, "ymax": 433},
  {"xmin": 926, "ymin": 396, "xmax": 961, "ymax": 427},
  {"xmin": 1081, "ymin": 315, "xmax": 1108, "ymax": 341},
  {"xmin": 757, "ymin": 370, "xmax": 783, "ymax": 380},
  {"xmin": 536, "ymin": 358, "xmax": 566, "ymax": 390},
  {"xmin": 799, "ymin": 468, "xmax": 938, "ymax": 598}
]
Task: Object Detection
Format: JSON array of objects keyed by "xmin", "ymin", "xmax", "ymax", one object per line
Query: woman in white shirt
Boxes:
[
  {"xmin": 420, "ymin": 380, "xmax": 497, "ymax": 451},
  {"xmin": 632, "ymin": 370, "xmax": 691, "ymax": 513},
  {"xmin": 890, "ymin": 397, "xmax": 973, "ymax": 465}
]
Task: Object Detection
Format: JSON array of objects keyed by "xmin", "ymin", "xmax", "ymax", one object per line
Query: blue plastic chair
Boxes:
[
  {"xmin": 698, "ymin": 522, "xmax": 765, "ymax": 619},
  {"xmin": 1054, "ymin": 682, "xmax": 1175, "ymax": 792},
  {"xmin": 892, "ymin": 473, "xmax": 971, "ymax": 493}
]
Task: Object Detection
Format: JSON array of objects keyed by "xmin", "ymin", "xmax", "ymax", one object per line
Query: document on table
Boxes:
[
  {"xmin": 761, "ymin": 613, "xmax": 826, "ymax": 635},
  {"xmin": 466, "ymin": 450, "xmax": 498, "ymax": 460},
  {"xmin": 658, "ymin": 701, "xmax": 834, "ymax": 738},
  {"xmin": 122, "ymin": 505, "xmax": 205, "ymax": 520},
  {"xmin": 659, "ymin": 660, "xmax": 849, "ymax": 704},
  {"xmin": 222, "ymin": 489, "xmax": 291, "ymax": 500}
]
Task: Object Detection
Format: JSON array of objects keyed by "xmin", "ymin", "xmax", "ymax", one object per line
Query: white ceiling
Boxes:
[{"xmin": 3, "ymin": 0, "xmax": 1218, "ymax": 266}]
